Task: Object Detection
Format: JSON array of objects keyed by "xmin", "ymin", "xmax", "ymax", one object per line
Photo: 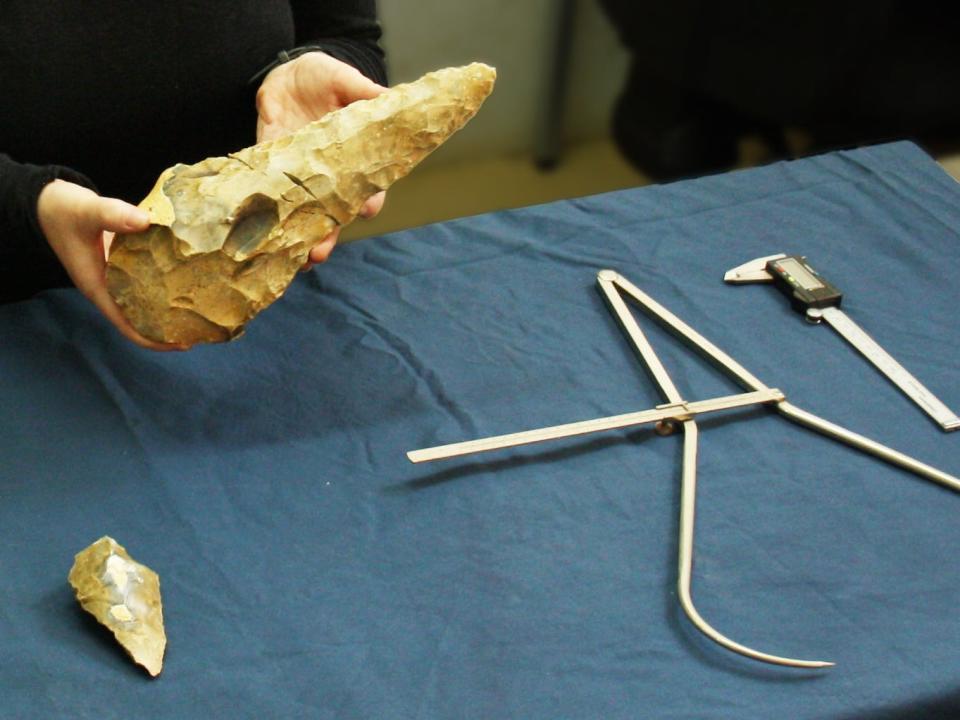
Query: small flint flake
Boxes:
[{"xmin": 68, "ymin": 536, "xmax": 166, "ymax": 677}]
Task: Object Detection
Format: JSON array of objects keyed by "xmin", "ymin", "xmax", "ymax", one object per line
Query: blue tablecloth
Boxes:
[{"xmin": 2, "ymin": 141, "xmax": 959, "ymax": 718}]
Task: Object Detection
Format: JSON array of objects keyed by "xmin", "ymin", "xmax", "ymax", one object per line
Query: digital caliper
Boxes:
[{"xmin": 725, "ymin": 253, "xmax": 959, "ymax": 431}]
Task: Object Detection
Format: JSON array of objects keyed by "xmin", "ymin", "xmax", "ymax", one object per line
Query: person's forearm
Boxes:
[{"xmin": 0, "ymin": 153, "xmax": 93, "ymax": 302}]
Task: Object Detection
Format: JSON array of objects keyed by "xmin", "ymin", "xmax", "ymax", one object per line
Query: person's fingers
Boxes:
[
  {"xmin": 67, "ymin": 196, "xmax": 179, "ymax": 350},
  {"xmin": 308, "ymin": 227, "xmax": 341, "ymax": 265},
  {"xmin": 256, "ymin": 87, "xmax": 285, "ymax": 143},
  {"xmin": 255, "ymin": 85, "xmax": 280, "ymax": 124},
  {"xmin": 360, "ymin": 192, "xmax": 386, "ymax": 219},
  {"xmin": 64, "ymin": 232, "xmax": 181, "ymax": 351},
  {"xmin": 257, "ymin": 120, "xmax": 281, "ymax": 144},
  {"xmin": 256, "ymin": 52, "xmax": 388, "ymax": 144},
  {"xmin": 257, "ymin": 105, "xmax": 313, "ymax": 142},
  {"xmin": 37, "ymin": 182, "xmax": 181, "ymax": 351},
  {"xmin": 299, "ymin": 51, "xmax": 386, "ymax": 104}
]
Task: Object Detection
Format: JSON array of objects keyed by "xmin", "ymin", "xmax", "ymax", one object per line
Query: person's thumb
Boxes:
[
  {"xmin": 331, "ymin": 58, "xmax": 386, "ymax": 102},
  {"xmin": 84, "ymin": 196, "xmax": 150, "ymax": 235},
  {"xmin": 345, "ymin": 72, "xmax": 386, "ymax": 102}
]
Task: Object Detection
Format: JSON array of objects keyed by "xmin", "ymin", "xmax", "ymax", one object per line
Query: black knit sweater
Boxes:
[{"xmin": 0, "ymin": 1, "xmax": 385, "ymax": 302}]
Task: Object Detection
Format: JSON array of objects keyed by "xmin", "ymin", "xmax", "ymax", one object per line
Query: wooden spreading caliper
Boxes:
[{"xmin": 407, "ymin": 270, "xmax": 960, "ymax": 669}]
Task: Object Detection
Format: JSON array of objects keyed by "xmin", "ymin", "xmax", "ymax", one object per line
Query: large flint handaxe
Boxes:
[{"xmin": 106, "ymin": 63, "xmax": 496, "ymax": 347}]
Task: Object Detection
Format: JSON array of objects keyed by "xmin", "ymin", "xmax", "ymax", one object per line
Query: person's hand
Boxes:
[
  {"xmin": 37, "ymin": 179, "xmax": 185, "ymax": 351},
  {"xmin": 255, "ymin": 50, "xmax": 386, "ymax": 142},
  {"xmin": 256, "ymin": 51, "xmax": 387, "ymax": 266}
]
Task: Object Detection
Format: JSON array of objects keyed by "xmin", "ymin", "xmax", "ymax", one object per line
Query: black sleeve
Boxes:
[
  {"xmin": 291, "ymin": 0, "xmax": 387, "ymax": 85},
  {"xmin": 0, "ymin": 154, "xmax": 94, "ymax": 303}
]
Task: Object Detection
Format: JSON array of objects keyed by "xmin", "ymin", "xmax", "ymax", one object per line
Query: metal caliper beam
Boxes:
[{"xmin": 407, "ymin": 389, "xmax": 783, "ymax": 463}]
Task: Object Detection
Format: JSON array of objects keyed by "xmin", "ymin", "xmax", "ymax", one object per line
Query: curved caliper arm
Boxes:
[
  {"xmin": 675, "ymin": 421, "xmax": 833, "ymax": 668},
  {"xmin": 596, "ymin": 271, "xmax": 833, "ymax": 668}
]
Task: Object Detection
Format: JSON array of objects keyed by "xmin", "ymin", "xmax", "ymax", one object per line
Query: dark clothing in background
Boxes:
[
  {"xmin": 0, "ymin": 1, "xmax": 385, "ymax": 303},
  {"xmin": 600, "ymin": 0, "xmax": 960, "ymax": 180}
]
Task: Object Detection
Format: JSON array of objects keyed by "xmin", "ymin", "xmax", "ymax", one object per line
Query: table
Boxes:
[{"xmin": 2, "ymin": 141, "xmax": 959, "ymax": 718}]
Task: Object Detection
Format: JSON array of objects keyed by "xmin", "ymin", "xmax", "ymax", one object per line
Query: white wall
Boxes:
[{"xmin": 378, "ymin": 0, "xmax": 630, "ymax": 165}]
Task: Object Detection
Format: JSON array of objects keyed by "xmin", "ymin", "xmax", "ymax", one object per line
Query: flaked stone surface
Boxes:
[
  {"xmin": 106, "ymin": 63, "xmax": 497, "ymax": 346},
  {"xmin": 68, "ymin": 536, "xmax": 166, "ymax": 677}
]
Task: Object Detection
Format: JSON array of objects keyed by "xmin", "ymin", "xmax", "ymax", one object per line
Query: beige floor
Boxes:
[
  {"xmin": 342, "ymin": 138, "xmax": 960, "ymax": 243},
  {"xmin": 939, "ymin": 153, "xmax": 960, "ymax": 182},
  {"xmin": 341, "ymin": 138, "xmax": 648, "ymax": 241}
]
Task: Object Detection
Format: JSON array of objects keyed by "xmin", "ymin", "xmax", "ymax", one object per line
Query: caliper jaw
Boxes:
[{"xmin": 722, "ymin": 252, "xmax": 785, "ymax": 283}]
